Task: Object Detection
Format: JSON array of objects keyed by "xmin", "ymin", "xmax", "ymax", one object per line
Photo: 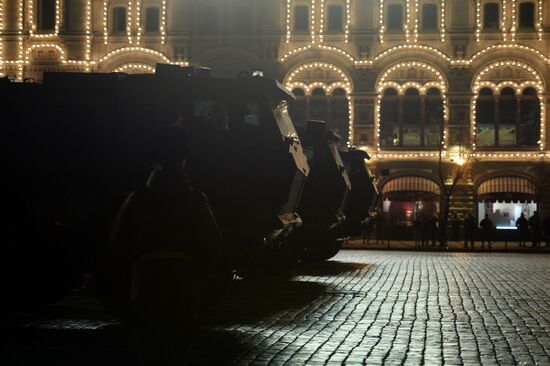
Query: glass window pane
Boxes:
[
  {"xmin": 422, "ymin": 4, "xmax": 438, "ymax": 31},
  {"xmin": 499, "ymin": 124, "xmax": 517, "ymax": 146},
  {"xmin": 145, "ymin": 7, "xmax": 160, "ymax": 32},
  {"xmin": 484, "ymin": 3, "xmax": 499, "ymax": 29},
  {"xmin": 39, "ymin": 0, "xmax": 56, "ymax": 31},
  {"xmin": 477, "ymin": 124, "xmax": 496, "ymax": 147},
  {"xmin": 329, "ymin": 99, "xmax": 349, "ymax": 144},
  {"xmin": 294, "ymin": 6, "xmax": 309, "ymax": 32},
  {"xmin": 380, "ymin": 99, "xmax": 399, "ymax": 146},
  {"xmin": 327, "ymin": 5, "xmax": 343, "ymax": 32},
  {"xmin": 113, "ymin": 8, "xmax": 127, "ymax": 33},
  {"xmin": 519, "ymin": 2, "xmax": 535, "ymax": 29},
  {"xmin": 402, "ymin": 125, "xmax": 421, "ymax": 146},
  {"xmin": 387, "ymin": 5, "xmax": 403, "ymax": 31},
  {"xmin": 520, "ymin": 98, "xmax": 540, "ymax": 146}
]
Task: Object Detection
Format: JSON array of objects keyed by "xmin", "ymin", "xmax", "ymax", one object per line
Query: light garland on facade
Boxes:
[
  {"xmin": 285, "ymin": 0, "xmax": 291, "ymax": 43},
  {"xmin": 379, "ymin": 0, "xmax": 385, "ymax": 43},
  {"xmin": 98, "ymin": 46, "xmax": 172, "ymax": 64},
  {"xmin": 373, "ymin": 44, "xmax": 451, "ymax": 62},
  {"xmin": 375, "ymin": 62, "xmax": 448, "ymax": 154},
  {"xmin": 405, "ymin": 0, "xmax": 412, "ymax": 43},
  {"xmin": 471, "ymin": 60, "xmax": 545, "ymax": 151},
  {"xmin": 29, "ymin": 0, "xmax": 62, "ymax": 38},
  {"xmin": 17, "ymin": 0, "xmax": 24, "ymax": 79},
  {"xmin": 345, "ymin": 0, "xmax": 351, "ymax": 43},
  {"xmin": 103, "ymin": 0, "xmax": 109, "ymax": 44},
  {"xmin": 127, "ymin": 0, "xmax": 133, "ymax": 44},
  {"xmin": 285, "ymin": 61, "xmax": 354, "ymax": 145},
  {"xmin": 310, "ymin": 0, "xmax": 316, "ymax": 43},
  {"xmin": 537, "ymin": 0, "xmax": 543, "ymax": 41},
  {"xmin": 475, "ymin": 0, "xmax": 481, "ymax": 42},
  {"xmin": 510, "ymin": 0, "xmax": 516, "ymax": 42},
  {"xmin": 440, "ymin": 0, "xmax": 446, "ymax": 42},
  {"xmin": 0, "ymin": 0, "xmax": 3, "ymax": 77},
  {"xmin": 160, "ymin": 0, "xmax": 167, "ymax": 45},
  {"xmin": 135, "ymin": 0, "xmax": 142, "ymax": 45},
  {"xmin": 85, "ymin": 0, "xmax": 92, "ymax": 69},
  {"xmin": 319, "ymin": 0, "xmax": 325, "ymax": 43},
  {"xmin": 459, "ymin": 43, "xmax": 550, "ymax": 65},
  {"xmin": 412, "ymin": 0, "xmax": 419, "ymax": 43},
  {"xmin": 113, "ymin": 63, "xmax": 155, "ymax": 73}
]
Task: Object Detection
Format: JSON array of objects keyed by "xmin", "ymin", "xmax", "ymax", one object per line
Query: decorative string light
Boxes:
[
  {"xmin": 0, "ymin": 0, "xmax": 3, "ymax": 77},
  {"xmin": 345, "ymin": 0, "xmax": 351, "ymax": 43},
  {"xmin": 440, "ymin": 0, "xmax": 446, "ymax": 42},
  {"xmin": 510, "ymin": 0, "xmax": 515, "ymax": 42},
  {"xmin": 17, "ymin": 0, "xmax": 24, "ymax": 79},
  {"xmin": 103, "ymin": 0, "xmax": 109, "ymax": 44},
  {"xmin": 285, "ymin": 0, "xmax": 291, "ymax": 43},
  {"xmin": 471, "ymin": 60, "xmax": 545, "ymax": 151},
  {"xmin": 475, "ymin": 0, "xmax": 481, "ymax": 42},
  {"xmin": 85, "ymin": 0, "xmax": 92, "ymax": 70},
  {"xmin": 311, "ymin": 0, "xmax": 316, "ymax": 43},
  {"xmin": 29, "ymin": 0, "xmax": 62, "ymax": 38},
  {"xmin": 135, "ymin": 0, "xmax": 142, "ymax": 45},
  {"xmin": 455, "ymin": 43, "xmax": 550, "ymax": 65},
  {"xmin": 413, "ymin": 0, "xmax": 419, "ymax": 43},
  {"xmin": 160, "ymin": 0, "xmax": 167, "ymax": 44},
  {"xmin": 537, "ymin": 0, "xmax": 543, "ymax": 41},
  {"xmin": 374, "ymin": 44, "xmax": 451, "ymax": 62},
  {"xmin": 113, "ymin": 63, "xmax": 155, "ymax": 73},
  {"xmin": 405, "ymin": 0, "xmax": 412, "ymax": 43},
  {"xmin": 127, "ymin": 0, "xmax": 133, "ymax": 44},
  {"xmin": 319, "ymin": 0, "xmax": 325, "ymax": 43},
  {"xmin": 379, "ymin": 0, "xmax": 385, "ymax": 43}
]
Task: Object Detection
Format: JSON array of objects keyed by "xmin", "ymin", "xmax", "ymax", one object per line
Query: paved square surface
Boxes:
[
  {"xmin": 208, "ymin": 250, "xmax": 550, "ymax": 365},
  {"xmin": 5, "ymin": 250, "xmax": 550, "ymax": 365}
]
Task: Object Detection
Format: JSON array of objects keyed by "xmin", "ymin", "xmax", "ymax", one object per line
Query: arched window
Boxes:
[
  {"xmin": 312, "ymin": 88, "xmax": 326, "ymax": 96},
  {"xmin": 520, "ymin": 87, "xmax": 540, "ymax": 146},
  {"xmin": 483, "ymin": 3, "xmax": 500, "ymax": 30},
  {"xmin": 327, "ymin": 5, "xmax": 343, "ymax": 32},
  {"xmin": 387, "ymin": 4, "xmax": 404, "ymax": 31},
  {"xmin": 38, "ymin": 0, "xmax": 56, "ymax": 31},
  {"xmin": 292, "ymin": 88, "xmax": 305, "ymax": 96},
  {"xmin": 421, "ymin": 4, "xmax": 438, "ymax": 31},
  {"xmin": 294, "ymin": 5, "xmax": 309, "ymax": 32},
  {"xmin": 145, "ymin": 7, "xmax": 160, "ymax": 32},
  {"xmin": 112, "ymin": 7, "xmax": 127, "ymax": 33},
  {"xmin": 476, "ymin": 88, "xmax": 496, "ymax": 147},
  {"xmin": 332, "ymin": 88, "xmax": 346, "ymax": 96},
  {"xmin": 476, "ymin": 86, "xmax": 540, "ymax": 148},
  {"xmin": 380, "ymin": 88, "xmax": 400, "ymax": 147},
  {"xmin": 519, "ymin": 2, "xmax": 535, "ymax": 29}
]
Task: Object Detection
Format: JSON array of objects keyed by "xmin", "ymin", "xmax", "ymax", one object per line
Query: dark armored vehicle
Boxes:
[
  {"xmin": 1, "ymin": 65, "xmax": 309, "ymax": 309},
  {"xmin": 292, "ymin": 120, "xmax": 351, "ymax": 260},
  {"xmin": 339, "ymin": 148, "xmax": 379, "ymax": 238}
]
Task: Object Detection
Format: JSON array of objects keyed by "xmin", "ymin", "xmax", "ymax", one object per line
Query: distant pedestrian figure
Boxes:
[
  {"xmin": 529, "ymin": 211, "xmax": 541, "ymax": 248},
  {"xmin": 362, "ymin": 214, "xmax": 374, "ymax": 246},
  {"xmin": 450, "ymin": 213, "xmax": 459, "ymax": 242},
  {"xmin": 544, "ymin": 216, "xmax": 550, "ymax": 248},
  {"xmin": 479, "ymin": 214, "xmax": 494, "ymax": 249},
  {"xmin": 413, "ymin": 215, "xmax": 422, "ymax": 247},
  {"xmin": 463, "ymin": 213, "xmax": 476, "ymax": 249},
  {"xmin": 516, "ymin": 213, "xmax": 529, "ymax": 247}
]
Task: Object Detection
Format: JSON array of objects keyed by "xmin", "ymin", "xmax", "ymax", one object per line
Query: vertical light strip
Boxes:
[
  {"xmin": 285, "ymin": 0, "xmax": 291, "ymax": 43},
  {"xmin": 502, "ymin": 0, "xmax": 508, "ymax": 41},
  {"xmin": 440, "ymin": 0, "xmax": 446, "ymax": 42},
  {"xmin": 348, "ymin": 95, "xmax": 354, "ymax": 146},
  {"xmin": 510, "ymin": 0, "xmax": 516, "ymax": 42},
  {"xmin": 103, "ymin": 0, "xmax": 109, "ymax": 44},
  {"xmin": 127, "ymin": 0, "xmax": 133, "ymax": 44},
  {"xmin": 537, "ymin": 0, "xmax": 543, "ymax": 41},
  {"xmin": 319, "ymin": 0, "xmax": 324, "ymax": 42},
  {"xmin": 413, "ymin": 0, "xmax": 419, "ymax": 43},
  {"xmin": 135, "ymin": 0, "xmax": 142, "ymax": 44},
  {"xmin": 379, "ymin": 0, "xmax": 385, "ymax": 43},
  {"xmin": 405, "ymin": 0, "xmax": 411, "ymax": 43},
  {"xmin": 475, "ymin": 0, "xmax": 481, "ymax": 42},
  {"xmin": 345, "ymin": 0, "xmax": 351, "ymax": 43},
  {"xmin": 28, "ymin": 0, "xmax": 36, "ymax": 34},
  {"xmin": 0, "ymin": 0, "xmax": 3, "ymax": 77},
  {"xmin": 311, "ymin": 0, "xmax": 316, "ymax": 43},
  {"xmin": 160, "ymin": 0, "xmax": 167, "ymax": 44},
  {"xmin": 17, "ymin": 0, "xmax": 24, "ymax": 79},
  {"xmin": 85, "ymin": 0, "xmax": 92, "ymax": 71},
  {"xmin": 54, "ymin": 0, "xmax": 61, "ymax": 35},
  {"xmin": 540, "ymin": 94, "xmax": 545, "ymax": 150}
]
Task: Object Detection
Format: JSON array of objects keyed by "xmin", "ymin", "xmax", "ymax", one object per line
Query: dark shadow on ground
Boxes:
[{"xmin": 292, "ymin": 260, "xmax": 369, "ymax": 277}]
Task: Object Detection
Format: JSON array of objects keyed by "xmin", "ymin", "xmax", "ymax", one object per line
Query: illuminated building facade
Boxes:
[{"xmin": 2, "ymin": 0, "xmax": 550, "ymax": 235}]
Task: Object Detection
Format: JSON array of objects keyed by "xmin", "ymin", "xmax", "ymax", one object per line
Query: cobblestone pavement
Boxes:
[
  {"xmin": 5, "ymin": 250, "xmax": 550, "ymax": 365},
  {"xmin": 206, "ymin": 250, "xmax": 550, "ymax": 365}
]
